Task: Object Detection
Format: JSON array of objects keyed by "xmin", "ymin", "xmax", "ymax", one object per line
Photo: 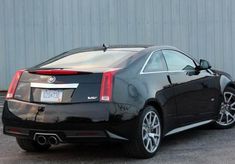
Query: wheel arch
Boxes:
[
  {"xmin": 226, "ymin": 82, "xmax": 235, "ymax": 90},
  {"xmin": 220, "ymin": 75, "xmax": 235, "ymax": 93},
  {"xmin": 142, "ymin": 98, "xmax": 164, "ymax": 129}
]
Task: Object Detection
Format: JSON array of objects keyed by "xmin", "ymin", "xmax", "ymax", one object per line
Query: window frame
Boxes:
[
  {"xmin": 141, "ymin": 50, "xmax": 167, "ymax": 74},
  {"xmin": 140, "ymin": 48, "xmax": 199, "ymax": 74},
  {"xmin": 162, "ymin": 49, "xmax": 198, "ymax": 72}
]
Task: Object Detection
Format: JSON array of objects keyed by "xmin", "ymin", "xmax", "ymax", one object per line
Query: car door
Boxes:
[
  {"xmin": 139, "ymin": 50, "xmax": 179, "ymax": 132},
  {"xmin": 162, "ymin": 49, "xmax": 220, "ymax": 126}
]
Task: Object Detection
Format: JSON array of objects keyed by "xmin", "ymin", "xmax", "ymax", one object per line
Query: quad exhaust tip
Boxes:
[
  {"xmin": 48, "ymin": 136, "xmax": 59, "ymax": 145},
  {"xmin": 36, "ymin": 135, "xmax": 47, "ymax": 145},
  {"xmin": 34, "ymin": 133, "xmax": 62, "ymax": 145}
]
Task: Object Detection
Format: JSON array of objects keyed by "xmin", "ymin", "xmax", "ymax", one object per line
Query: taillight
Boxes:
[
  {"xmin": 6, "ymin": 70, "xmax": 24, "ymax": 99},
  {"xmin": 100, "ymin": 70, "xmax": 118, "ymax": 102}
]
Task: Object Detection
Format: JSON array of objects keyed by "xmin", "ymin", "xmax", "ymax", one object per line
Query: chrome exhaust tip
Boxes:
[
  {"xmin": 48, "ymin": 136, "xmax": 59, "ymax": 145},
  {"xmin": 36, "ymin": 135, "xmax": 47, "ymax": 145},
  {"xmin": 33, "ymin": 133, "xmax": 62, "ymax": 145}
]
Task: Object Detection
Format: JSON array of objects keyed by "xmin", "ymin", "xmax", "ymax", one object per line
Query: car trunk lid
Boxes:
[{"xmin": 14, "ymin": 69, "xmax": 103, "ymax": 103}]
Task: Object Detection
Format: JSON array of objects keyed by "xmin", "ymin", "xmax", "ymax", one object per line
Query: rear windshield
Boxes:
[{"xmin": 40, "ymin": 50, "xmax": 140, "ymax": 69}]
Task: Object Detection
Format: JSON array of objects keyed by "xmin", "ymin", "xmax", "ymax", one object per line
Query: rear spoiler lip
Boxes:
[
  {"xmin": 27, "ymin": 69, "xmax": 93, "ymax": 75},
  {"xmin": 27, "ymin": 67, "xmax": 122, "ymax": 75}
]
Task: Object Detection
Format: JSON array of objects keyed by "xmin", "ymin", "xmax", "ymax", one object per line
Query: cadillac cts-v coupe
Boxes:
[{"xmin": 2, "ymin": 45, "xmax": 235, "ymax": 158}]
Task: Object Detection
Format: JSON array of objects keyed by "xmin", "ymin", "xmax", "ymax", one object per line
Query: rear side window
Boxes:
[
  {"xmin": 40, "ymin": 50, "xmax": 139, "ymax": 69},
  {"xmin": 143, "ymin": 51, "xmax": 167, "ymax": 72},
  {"xmin": 162, "ymin": 50, "xmax": 196, "ymax": 71}
]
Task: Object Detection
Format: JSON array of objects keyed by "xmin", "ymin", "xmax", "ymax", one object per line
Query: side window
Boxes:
[
  {"xmin": 162, "ymin": 50, "xmax": 196, "ymax": 71},
  {"xmin": 143, "ymin": 51, "xmax": 167, "ymax": 72}
]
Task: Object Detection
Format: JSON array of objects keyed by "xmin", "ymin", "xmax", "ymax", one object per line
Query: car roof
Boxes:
[
  {"xmin": 145, "ymin": 45, "xmax": 180, "ymax": 52},
  {"xmin": 66, "ymin": 45, "xmax": 151, "ymax": 53},
  {"xmin": 66, "ymin": 45, "xmax": 180, "ymax": 54},
  {"xmin": 31, "ymin": 45, "xmax": 188, "ymax": 71}
]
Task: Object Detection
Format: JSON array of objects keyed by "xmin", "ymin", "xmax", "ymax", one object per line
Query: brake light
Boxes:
[
  {"xmin": 30, "ymin": 70, "xmax": 79, "ymax": 75},
  {"xmin": 6, "ymin": 70, "xmax": 24, "ymax": 99},
  {"xmin": 100, "ymin": 70, "xmax": 118, "ymax": 102}
]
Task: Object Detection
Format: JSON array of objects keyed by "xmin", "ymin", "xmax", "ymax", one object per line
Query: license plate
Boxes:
[{"xmin": 40, "ymin": 89, "xmax": 63, "ymax": 102}]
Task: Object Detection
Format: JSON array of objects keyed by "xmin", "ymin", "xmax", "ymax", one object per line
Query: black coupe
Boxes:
[{"xmin": 2, "ymin": 45, "xmax": 235, "ymax": 158}]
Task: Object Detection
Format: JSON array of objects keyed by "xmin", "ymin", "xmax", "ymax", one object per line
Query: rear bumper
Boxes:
[
  {"xmin": 2, "ymin": 99, "xmax": 139, "ymax": 142},
  {"xmin": 3, "ymin": 126, "xmax": 128, "ymax": 143}
]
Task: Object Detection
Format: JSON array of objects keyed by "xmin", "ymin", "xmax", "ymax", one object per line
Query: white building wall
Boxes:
[{"xmin": 0, "ymin": 0, "xmax": 234, "ymax": 89}]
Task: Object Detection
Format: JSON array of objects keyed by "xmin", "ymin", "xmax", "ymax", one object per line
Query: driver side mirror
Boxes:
[{"xmin": 198, "ymin": 59, "xmax": 211, "ymax": 70}]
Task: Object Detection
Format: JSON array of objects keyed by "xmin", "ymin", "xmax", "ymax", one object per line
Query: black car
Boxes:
[{"xmin": 2, "ymin": 45, "xmax": 235, "ymax": 158}]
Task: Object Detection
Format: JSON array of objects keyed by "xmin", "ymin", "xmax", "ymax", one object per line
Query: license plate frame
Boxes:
[{"xmin": 40, "ymin": 89, "xmax": 63, "ymax": 103}]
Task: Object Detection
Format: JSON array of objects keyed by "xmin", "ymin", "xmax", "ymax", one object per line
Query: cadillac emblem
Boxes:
[{"xmin": 48, "ymin": 76, "xmax": 56, "ymax": 83}]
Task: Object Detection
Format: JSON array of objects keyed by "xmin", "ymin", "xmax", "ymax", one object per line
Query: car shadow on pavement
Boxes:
[
  {"xmin": 19, "ymin": 143, "xmax": 133, "ymax": 162},
  {"xmin": 16, "ymin": 127, "xmax": 213, "ymax": 162}
]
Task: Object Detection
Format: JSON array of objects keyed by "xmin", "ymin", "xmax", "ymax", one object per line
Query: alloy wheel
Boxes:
[
  {"xmin": 216, "ymin": 91, "xmax": 235, "ymax": 126},
  {"xmin": 142, "ymin": 111, "xmax": 161, "ymax": 153}
]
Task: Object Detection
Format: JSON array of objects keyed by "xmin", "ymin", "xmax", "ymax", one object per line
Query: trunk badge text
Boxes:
[
  {"xmin": 88, "ymin": 96, "xmax": 98, "ymax": 100},
  {"xmin": 48, "ymin": 76, "xmax": 56, "ymax": 83}
]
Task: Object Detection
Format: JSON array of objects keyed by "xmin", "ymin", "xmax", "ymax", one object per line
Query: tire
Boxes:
[
  {"xmin": 214, "ymin": 87, "xmax": 235, "ymax": 129},
  {"xmin": 16, "ymin": 138, "xmax": 51, "ymax": 152},
  {"xmin": 124, "ymin": 106, "xmax": 162, "ymax": 159}
]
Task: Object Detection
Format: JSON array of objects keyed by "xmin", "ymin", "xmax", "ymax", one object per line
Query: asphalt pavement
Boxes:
[{"xmin": 0, "ymin": 94, "xmax": 235, "ymax": 164}]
